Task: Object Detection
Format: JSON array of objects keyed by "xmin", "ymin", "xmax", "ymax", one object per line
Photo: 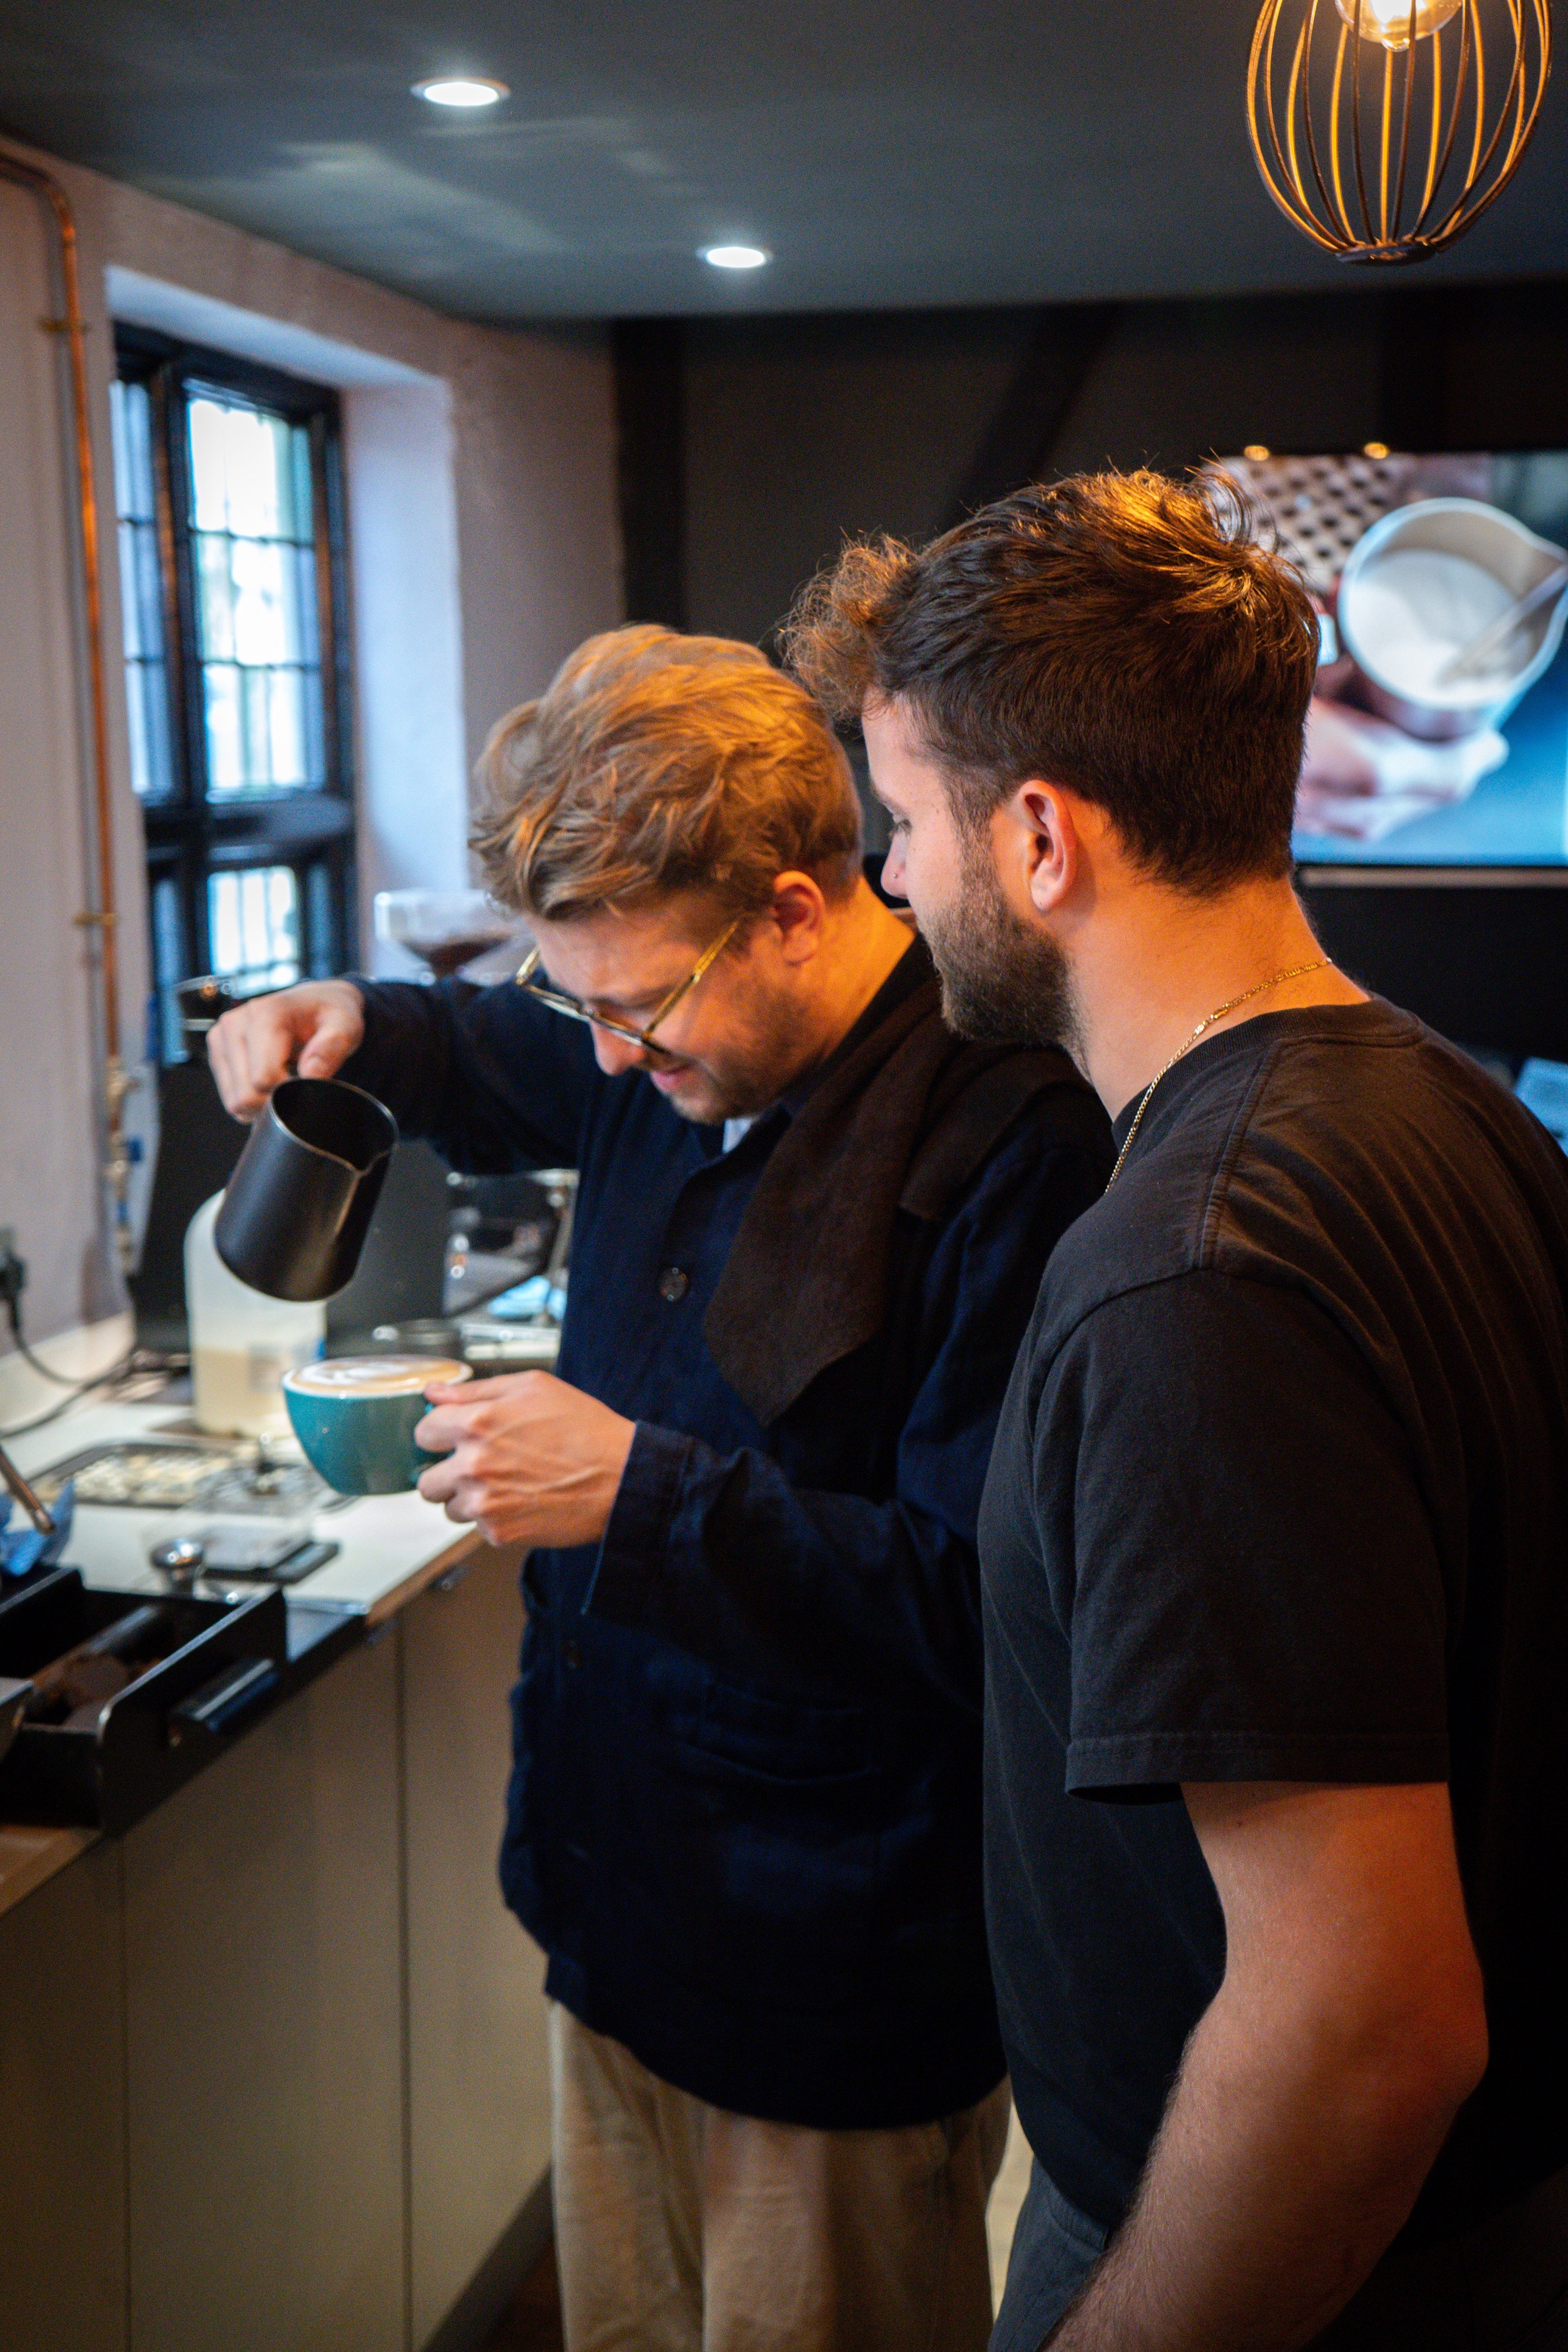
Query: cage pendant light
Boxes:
[{"xmin": 1247, "ymin": 0, "xmax": 1552, "ymax": 262}]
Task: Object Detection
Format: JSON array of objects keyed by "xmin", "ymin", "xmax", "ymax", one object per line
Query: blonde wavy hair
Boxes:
[{"xmin": 472, "ymin": 625, "xmax": 863, "ymax": 922}]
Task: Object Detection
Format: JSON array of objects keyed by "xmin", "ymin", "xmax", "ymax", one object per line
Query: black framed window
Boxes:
[{"xmin": 110, "ymin": 328, "xmax": 356, "ymax": 1062}]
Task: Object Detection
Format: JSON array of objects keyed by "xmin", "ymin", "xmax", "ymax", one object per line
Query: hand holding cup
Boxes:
[{"xmin": 414, "ymin": 1370, "xmax": 637, "ymax": 1551}]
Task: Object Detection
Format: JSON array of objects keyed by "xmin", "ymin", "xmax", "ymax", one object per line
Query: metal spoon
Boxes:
[{"xmin": 1435, "ymin": 560, "xmax": 1568, "ymax": 687}]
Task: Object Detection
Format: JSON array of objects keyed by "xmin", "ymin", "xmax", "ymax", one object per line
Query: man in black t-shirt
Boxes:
[{"xmin": 786, "ymin": 473, "xmax": 1568, "ymax": 2351}]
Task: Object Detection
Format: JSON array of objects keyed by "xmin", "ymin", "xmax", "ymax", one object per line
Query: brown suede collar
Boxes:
[{"xmin": 702, "ymin": 940, "xmax": 1079, "ymax": 1424}]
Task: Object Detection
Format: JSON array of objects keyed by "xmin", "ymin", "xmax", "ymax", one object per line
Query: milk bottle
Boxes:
[{"xmin": 184, "ymin": 1194, "xmax": 325, "ymax": 1437}]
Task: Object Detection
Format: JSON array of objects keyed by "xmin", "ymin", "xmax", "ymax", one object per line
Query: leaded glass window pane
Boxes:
[
  {"xmin": 187, "ymin": 393, "xmax": 325, "ymax": 797},
  {"xmin": 110, "ymin": 377, "xmax": 176, "ymax": 802},
  {"xmin": 112, "ymin": 328, "xmax": 353, "ymax": 1063},
  {"xmin": 305, "ymin": 861, "xmax": 333, "ymax": 978},
  {"xmin": 151, "ymin": 873, "xmax": 187, "ymax": 1064},
  {"xmin": 207, "ymin": 865, "xmax": 301, "ymax": 989}
]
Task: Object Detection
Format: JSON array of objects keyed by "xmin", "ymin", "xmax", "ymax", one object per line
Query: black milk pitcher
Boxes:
[{"xmin": 215, "ymin": 1077, "xmax": 399, "ymax": 1301}]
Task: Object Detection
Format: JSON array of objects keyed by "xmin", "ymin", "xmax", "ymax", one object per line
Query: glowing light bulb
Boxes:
[
  {"xmin": 413, "ymin": 77, "xmax": 509, "ymax": 107},
  {"xmin": 1333, "ymin": 0, "xmax": 1462, "ymax": 49},
  {"xmin": 701, "ymin": 245, "xmax": 771, "ymax": 270}
]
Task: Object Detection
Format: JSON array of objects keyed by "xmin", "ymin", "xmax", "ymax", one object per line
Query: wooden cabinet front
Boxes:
[
  {"xmin": 402, "ymin": 1543, "xmax": 552, "ymax": 2347},
  {"xmin": 0, "ymin": 1839, "xmax": 128, "ymax": 2352},
  {"xmin": 122, "ymin": 1630, "xmax": 406, "ymax": 2352}
]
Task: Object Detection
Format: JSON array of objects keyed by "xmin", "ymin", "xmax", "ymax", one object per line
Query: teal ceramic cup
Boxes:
[{"xmin": 282, "ymin": 1356, "xmax": 471, "ymax": 1496}]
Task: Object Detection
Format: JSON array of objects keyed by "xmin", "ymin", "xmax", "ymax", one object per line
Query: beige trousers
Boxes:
[{"xmin": 549, "ymin": 2003, "xmax": 1011, "ymax": 2352}]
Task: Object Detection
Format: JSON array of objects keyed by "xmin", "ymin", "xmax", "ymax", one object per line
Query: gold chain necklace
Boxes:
[{"xmin": 1103, "ymin": 960, "xmax": 1331, "ymax": 1192}]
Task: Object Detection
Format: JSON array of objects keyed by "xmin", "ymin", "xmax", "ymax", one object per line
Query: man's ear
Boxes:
[
  {"xmin": 769, "ymin": 871, "xmax": 828, "ymax": 964},
  {"xmin": 1012, "ymin": 782, "xmax": 1079, "ymax": 915}
]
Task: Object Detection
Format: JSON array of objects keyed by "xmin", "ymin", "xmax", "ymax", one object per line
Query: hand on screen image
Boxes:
[{"xmin": 1296, "ymin": 697, "xmax": 1508, "ymax": 845}]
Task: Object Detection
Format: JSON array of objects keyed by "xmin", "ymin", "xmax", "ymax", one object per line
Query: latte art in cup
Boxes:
[{"xmin": 285, "ymin": 1356, "xmax": 470, "ymax": 1397}]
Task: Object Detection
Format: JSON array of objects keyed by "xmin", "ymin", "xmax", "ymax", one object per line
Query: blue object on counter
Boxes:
[
  {"xmin": 1, "ymin": 1478, "xmax": 74, "ymax": 1580},
  {"xmin": 1516, "ymin": 1058, "xmax": 1568, "ymax": 1147},
  {"xmin": 481, "ymin": 1275, "xmax": 567, "ymax": 1322}
]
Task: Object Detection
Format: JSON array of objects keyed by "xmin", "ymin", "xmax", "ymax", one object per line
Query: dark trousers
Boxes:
[{"xmin": 993, "ymin": 2157, "xmax": 1568, "ymax": 2352}]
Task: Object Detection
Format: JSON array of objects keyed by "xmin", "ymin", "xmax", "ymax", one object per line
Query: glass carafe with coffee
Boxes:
[{"xmin": 373, "ymin": 889, "xmax": 522, "ymax": 981}]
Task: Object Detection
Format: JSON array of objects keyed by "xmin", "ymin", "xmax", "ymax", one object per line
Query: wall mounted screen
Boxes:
[{"xmin": 1217, "ymin": 452, "xmax": 1568, "ymax": 871}]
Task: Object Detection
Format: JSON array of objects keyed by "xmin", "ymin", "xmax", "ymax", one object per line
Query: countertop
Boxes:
[{"xmin": 0, "ymin": 1390, "xmax": 490, "ymax": 1918}]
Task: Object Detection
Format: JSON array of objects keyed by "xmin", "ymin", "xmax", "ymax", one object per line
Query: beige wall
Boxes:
[
  {"xmin": 0, "ymin": 172, "xmax": 118, "ymax": 1337},
  {"xmin": 0, "ymin": 139, "xmax": 620, "ymax": 1346}
]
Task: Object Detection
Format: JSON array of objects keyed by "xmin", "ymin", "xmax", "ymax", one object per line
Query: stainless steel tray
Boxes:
[{"xmin": 32, "ymin": 1440, "xmax": 342, "ymax": 1518}]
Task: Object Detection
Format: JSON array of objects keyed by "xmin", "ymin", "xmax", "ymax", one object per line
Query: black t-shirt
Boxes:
[{"xmin": 979, "ymin": 998, "xmax": 1568, "ymax": 2246}]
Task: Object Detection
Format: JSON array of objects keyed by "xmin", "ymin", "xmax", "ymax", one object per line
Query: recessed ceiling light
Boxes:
[
  {"xmin": 412, "ymin": 76, "xmax": 509, "ymax": 108},
  {"xmin": 701, "ymin": 245, "xmax": 770, "ymax": 271}
]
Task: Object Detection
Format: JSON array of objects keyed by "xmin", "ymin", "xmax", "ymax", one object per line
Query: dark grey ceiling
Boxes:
[{"xmin": 0, "ymin": 0, "xmax": 1562, "ymax": 321}]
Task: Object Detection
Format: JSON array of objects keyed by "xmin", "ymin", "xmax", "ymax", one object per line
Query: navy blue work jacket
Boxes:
[{"xmin": 345, "ymin": 941, "xmax": 1112, "ymax": 2128}]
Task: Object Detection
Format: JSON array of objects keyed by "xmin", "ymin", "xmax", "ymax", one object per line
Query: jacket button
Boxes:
[
  {"xmin": 658, "ymin": 1266, "xmax": 689, "ymax": 1302},
  {"xmin": 563, "ymin": 1637, "xmax": 583, "ymax": 1670}
]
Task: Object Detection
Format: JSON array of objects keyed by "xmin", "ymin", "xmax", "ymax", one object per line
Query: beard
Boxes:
[
  {"xmin": 921, "ymin": 838, "xmax": 1079, "ymax": 1054},
  {"xmin": 644, "ymin": 978, "xmax": 808, "ymax": 1125}
]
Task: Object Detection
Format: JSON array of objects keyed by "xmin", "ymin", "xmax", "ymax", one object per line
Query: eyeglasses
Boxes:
[{"xmin": 513, "ymin": 918, "xmax": 741, "ymax": 1056}]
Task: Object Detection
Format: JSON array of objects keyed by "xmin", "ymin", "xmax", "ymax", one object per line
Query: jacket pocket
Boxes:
[{"xmin": 631, "ymin": 1675, "xmax": 882, "ymax": 2014}]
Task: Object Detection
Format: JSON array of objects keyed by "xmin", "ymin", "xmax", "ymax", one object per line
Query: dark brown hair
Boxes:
[{"xmin": 781, "ymin": 469, "xmax": 1319, "ymax": 893}]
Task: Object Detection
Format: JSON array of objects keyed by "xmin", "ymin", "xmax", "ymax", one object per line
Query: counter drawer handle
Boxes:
[{"xmin": 167, "ymin": 1657, "xmax": 280, "ymax": 1746}]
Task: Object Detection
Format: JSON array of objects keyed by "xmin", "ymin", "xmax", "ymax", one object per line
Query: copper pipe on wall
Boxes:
[{"xmin": 0, "ymin": 146, "xmax": 134, "ymax": 1272}]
